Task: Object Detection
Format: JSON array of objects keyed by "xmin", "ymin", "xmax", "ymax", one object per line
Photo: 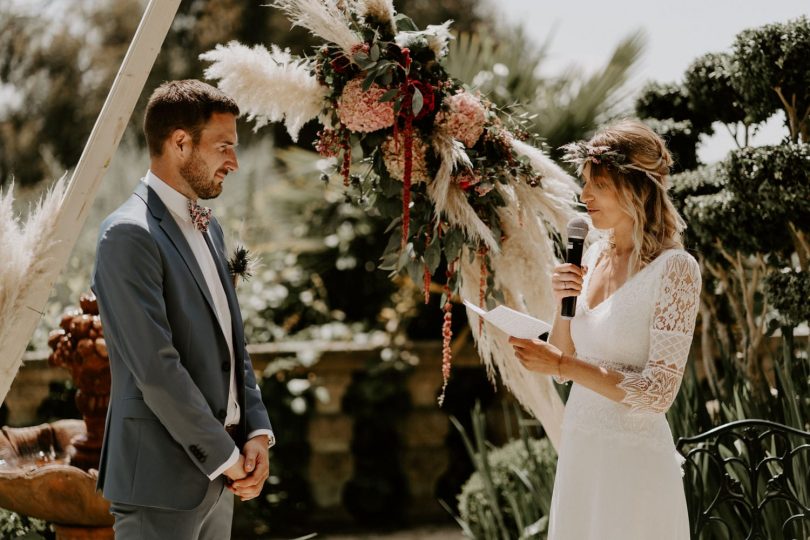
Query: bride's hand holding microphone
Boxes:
[
  {"xmin": 509, "ymin": 262, "xmax": 586, "ymax": 376},
  {"xmin": 551, "ymin": 262, "xmax": 588, "ymax": 304},
  {"xmin": 511, "ymin": 216, "xmax": 589, "ymax": 376},
  {"xmin": 509, "ymin": 263, "xmax": 588, "ymax": 378}
]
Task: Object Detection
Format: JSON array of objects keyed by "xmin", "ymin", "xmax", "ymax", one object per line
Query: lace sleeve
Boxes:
[{"xmin": 617, "ymin": 252, "xmax": 701, "ymax": 414}]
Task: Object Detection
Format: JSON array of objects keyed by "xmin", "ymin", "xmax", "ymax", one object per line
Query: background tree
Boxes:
[
  {"xmin": 634, "ymin": 82, "xmax": 706, "ymax": 172},
  {"xmin": 639, "ymin": 15, "xmax": 810, "ymax": 420},
  {"xmin": 731, "ymin": 16, "xmax": 810, "ymax": 143}
]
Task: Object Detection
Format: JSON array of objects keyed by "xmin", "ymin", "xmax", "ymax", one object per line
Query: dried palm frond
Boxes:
[
  {"xmin": 271, "ymin": 0, "xmax": 361, "ymax": 55},
  {"xmin": 201, "ymin": 42, "xmax": 329, "ymax": 141}
]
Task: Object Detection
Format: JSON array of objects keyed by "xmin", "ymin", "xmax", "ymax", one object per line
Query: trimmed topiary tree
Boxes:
[{"xmin": 731, "ymin": 16, "xmax": 810, "ymax": 143}]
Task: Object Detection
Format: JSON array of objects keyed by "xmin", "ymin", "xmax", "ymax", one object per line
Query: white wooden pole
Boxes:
[{"xmin": 0, "ymin": 0, "xmax": 182, "ymax": 405}]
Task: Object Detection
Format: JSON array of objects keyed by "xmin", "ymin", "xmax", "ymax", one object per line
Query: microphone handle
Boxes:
[{"xmin": 560, "ymin": 237, "xmax": 585, "ymax": 319}]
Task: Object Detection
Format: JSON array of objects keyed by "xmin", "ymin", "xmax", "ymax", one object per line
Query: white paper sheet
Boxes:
[{"xmin": 463, "ymin": 299, "xmax": 552, "ymax": 340}]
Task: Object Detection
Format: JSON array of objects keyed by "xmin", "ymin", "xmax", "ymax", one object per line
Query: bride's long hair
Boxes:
[{"xmin": 583, "ymin": 119, "xmax": 686, "ymax": 274}]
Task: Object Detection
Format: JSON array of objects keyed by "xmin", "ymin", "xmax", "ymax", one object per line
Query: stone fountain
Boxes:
[{"xmin": 0, "ymin": 293, "xmax": 114, "ymax": 539}]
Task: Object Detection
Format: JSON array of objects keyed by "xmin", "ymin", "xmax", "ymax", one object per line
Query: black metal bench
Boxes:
[{"xmin": 676, "ymin": 419, "xmax": 810, "ymax": 540}]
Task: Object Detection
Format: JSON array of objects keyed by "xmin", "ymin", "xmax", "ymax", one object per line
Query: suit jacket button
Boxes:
[
  {"xmin": 221, "ymin": 361, "xmax": 230, "ymax": 372},
  {"xmin": 217, "ymin": 409, "xmax": 227, "ymax": 420}
]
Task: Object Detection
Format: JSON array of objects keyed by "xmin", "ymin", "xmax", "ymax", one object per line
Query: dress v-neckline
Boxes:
[{"xmin": 583, "ymin": 243, "xmax": 671, "ymax": 312}]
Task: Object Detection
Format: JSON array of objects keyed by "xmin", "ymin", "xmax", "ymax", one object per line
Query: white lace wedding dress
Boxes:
[{"xmin": 548, "ymin": 239, "xmax": 701, "ymax": 540}]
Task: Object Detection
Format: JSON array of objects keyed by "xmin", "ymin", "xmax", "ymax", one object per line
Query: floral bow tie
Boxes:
[{"xmin": 188, "ymin": 199, "xmax": 212, "ymax": 233}]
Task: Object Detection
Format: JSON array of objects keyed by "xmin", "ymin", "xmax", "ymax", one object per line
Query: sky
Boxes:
[{"xmin": 494, "ymin": 0, "xmax": 809, "ymax": 163}]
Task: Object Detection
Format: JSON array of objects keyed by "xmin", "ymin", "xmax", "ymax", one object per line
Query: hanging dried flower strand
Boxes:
[{"xmin": 437, "ymin": 260, "xmax": 456, "ymax": 407}]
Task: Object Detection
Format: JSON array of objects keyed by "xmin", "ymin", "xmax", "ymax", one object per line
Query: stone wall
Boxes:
[{"xmin": 5, "ymin": 341, "xmax": 518, "ymax": 525}]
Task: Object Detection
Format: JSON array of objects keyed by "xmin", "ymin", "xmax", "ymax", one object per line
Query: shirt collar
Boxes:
[{"xmin": 144, "ymin": 170, "xmax": 192, "ymax": 224}]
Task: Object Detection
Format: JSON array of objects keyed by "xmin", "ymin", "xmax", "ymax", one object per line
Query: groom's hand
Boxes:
[
  {"xmin": 224, "ymin": 454, "xmax": 247, "ymax": 482},
  {"xmin": 229, "ymin": 435, "xmax": 270, "ymax": 501}
]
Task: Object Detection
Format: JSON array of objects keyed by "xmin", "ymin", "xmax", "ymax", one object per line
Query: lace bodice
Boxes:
[{"xmin": 570, "ymin": 239, "xmax": 701, "ymax": 415}]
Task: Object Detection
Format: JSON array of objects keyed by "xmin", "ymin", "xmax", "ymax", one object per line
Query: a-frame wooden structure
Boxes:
[{"xmin": 0, "ymin": 0, "xmax": 183, "ymax": 404}]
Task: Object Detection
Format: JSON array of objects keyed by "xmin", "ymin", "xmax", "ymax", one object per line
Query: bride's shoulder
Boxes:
[{"xmin": 655, "ymin": 248, "xmax": 701, "ymax": 280}]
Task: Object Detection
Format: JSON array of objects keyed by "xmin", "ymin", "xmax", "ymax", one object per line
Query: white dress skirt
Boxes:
[{"xmin": 547, "ymin": 240, "xmax": 701, "ymax": 540}]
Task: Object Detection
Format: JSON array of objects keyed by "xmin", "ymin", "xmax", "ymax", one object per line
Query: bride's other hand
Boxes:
[
  {"xmin": 551, "ymin": 263, "xmax": 587, "ymax": 303},
  {"xmin": 509, "ymin": 336, "xmax": 564, "ymax": 377}
]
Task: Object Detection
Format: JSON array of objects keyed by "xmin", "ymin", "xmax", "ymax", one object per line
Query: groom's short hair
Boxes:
[{"xmin": 144, "ymin": 79, "xmax": 239, "ymax": 157}]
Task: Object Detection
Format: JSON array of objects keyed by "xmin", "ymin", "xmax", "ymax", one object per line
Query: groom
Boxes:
[{"xmin": 92, "ymin": 79, "xmax": 274, "ymax": 539}]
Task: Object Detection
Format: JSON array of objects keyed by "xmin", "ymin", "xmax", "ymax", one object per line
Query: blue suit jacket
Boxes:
[{"xmin": 91, "ymin": 181, "xmax": 272, "ymax": 510}]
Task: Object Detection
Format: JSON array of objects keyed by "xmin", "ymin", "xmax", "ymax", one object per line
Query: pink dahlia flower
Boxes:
[
  {"xmin": 435, "ymin": 90, "xmax": 486, "ymax": 148},
  {"xmin": 337, "ymin": 77, "xmax": 395, "ymax": 133},
  {"xmin": 382, "ymin": 134, "xmax": 431, "ymax": 183}
]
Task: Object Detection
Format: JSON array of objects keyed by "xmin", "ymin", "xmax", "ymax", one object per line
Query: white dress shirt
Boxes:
[{"xmin": 145, "ymin": 171, "xmax": 272, "ymax": 480}]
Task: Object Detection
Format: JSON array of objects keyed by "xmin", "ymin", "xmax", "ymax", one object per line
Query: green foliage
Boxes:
[
  {"xmin": 634, "ymin": 82, "xmax": 696, "ymax": 126},
  {"xmin": 764, "ymin": 269, "xmax": 810, "ymax": 327},
  {"xmin": 723, "ymin": 143, "xmax": 810, "ymax": 227},
  {"xmin": 644, "ymin": 117, "xmax": 701, "ymax": 172},
  {"xmin": 683, "ymin": 179, "xmax": 787, "ymax": 259},
  {"xmin": 451, "ymin": 405, "xmax": 557, "ymax": 540},
  {"xmin": 731, "ymin": 16, "xmax": 810, "ymax": 142},
  {"xmin": 634, "ymin": 81, "xmax": 708, "ymax": 171},
  {"xmin": 684, "ymin": 53, "xmax": 751, "ymax": 129},
  {"xmin": 0, "ymin": 509, "xmax": 49, "ymax": 540},
  {"xmin": 635, "ymin": 16, "xmax": 810, "ymax": 465},
  {"xmin": 680, "ymin": 143, "xmax": 810, "ymax": 262},
  {"xmin": 668, "ymin": 163, "xmax": 724, "ymax": 206}
]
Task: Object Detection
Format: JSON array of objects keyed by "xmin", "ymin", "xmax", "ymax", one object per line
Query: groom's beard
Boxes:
[{"xmin": 181, "ymin": 148, "xmax": 223, "ymax": 200}]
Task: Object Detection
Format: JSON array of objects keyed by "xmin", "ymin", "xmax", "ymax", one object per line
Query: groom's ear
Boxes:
[{"xmin": 167, "ymin": 128, "xmax": 193, "ymax": 159}]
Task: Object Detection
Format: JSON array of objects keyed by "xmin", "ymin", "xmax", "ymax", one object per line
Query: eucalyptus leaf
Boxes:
[
  {"xmin": 412, "ymin": 87, "xmax": 424, "ymax": 116},
  {"xmin": 397, "ymin": 242, "xmax": 415, "ymax": 271},
  {"xmin": 443, "ymin": 227, "xmax": 464, "ymax": 263},
  {"xmin": 424, "ymin": 238, "xmax": 441, "ymax": 273},
  {"xmin": 380, "ymin": 70, "xmax": 393, "ymax": 86},
  {"xmin": 406, "ymin": 258, "xmax": 425, "ymax": 285},
  {"xmin": 379, "ymin": 233, "xmax": 402, "ymax": 271},
  {"xmin": 394, "ymin": 13, "xmax": 418, "ymax": 32},
  {"xmin": 385, "ymin": 215, "xmax": 403, "ymax": 234},
  {"xmin": 380, "ymin": 88, "xmax": 400, "ymax": 102}
]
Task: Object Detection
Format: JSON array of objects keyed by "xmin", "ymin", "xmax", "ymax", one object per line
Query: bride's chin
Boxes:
[{"xmin": 590, "ymin": 218, "xmax": 609, "ymax": 231}]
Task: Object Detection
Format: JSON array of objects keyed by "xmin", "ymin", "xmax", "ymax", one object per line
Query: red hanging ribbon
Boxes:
[
  {"xmin": 401, "ymin": 114, "xmax": 413, "ymax": 249},
  {"xmin": 423, "ymin": 227, "xmax": 432, "ymax": 305},
  {"xmin": 399, "ymin": 48, "xmax": 413, "ymax": 249}
]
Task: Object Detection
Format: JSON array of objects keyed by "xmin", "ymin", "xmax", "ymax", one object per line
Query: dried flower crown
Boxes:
[{"xmin": 560, "ymin": 141, "xmax": 664, "ymax": 185}]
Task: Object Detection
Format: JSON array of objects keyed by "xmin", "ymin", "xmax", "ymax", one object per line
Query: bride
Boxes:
[{"xmin": 509, "ymin": 119, "xmax": 700, "ymax": 539}]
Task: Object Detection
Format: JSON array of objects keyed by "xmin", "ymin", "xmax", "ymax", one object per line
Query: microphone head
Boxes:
[{"xmin": 566, "ymin": 216, "xmax": 590, "ymax": 240}]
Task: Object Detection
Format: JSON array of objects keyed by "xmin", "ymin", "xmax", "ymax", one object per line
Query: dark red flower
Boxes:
[
  {"xmin": 401, "ymin": 80, "xmax": 436, "ymax": 121},
  {"xmin": 330, "ymin": 54, "xmax": 351, "ymax": 74}
]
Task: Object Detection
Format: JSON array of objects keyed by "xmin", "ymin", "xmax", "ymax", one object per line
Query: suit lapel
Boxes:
[{"xmin": 134, "ymin": 183, "xmax": 220, "ymax": 323}]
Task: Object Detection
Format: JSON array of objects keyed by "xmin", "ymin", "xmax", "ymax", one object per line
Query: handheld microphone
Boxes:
[{"xmin": 561, "ymin": 217, "xmax": 589, "ymax": 320}]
